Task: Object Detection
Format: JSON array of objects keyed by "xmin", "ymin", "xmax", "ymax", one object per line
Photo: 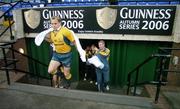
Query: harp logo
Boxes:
[
  {"xmin": 96, "ymin": 7, "xmax": 117, "ymax": 30},
  {"xmin": 24, "ymin": 9, "xmax": 41, "ymax": 29}
]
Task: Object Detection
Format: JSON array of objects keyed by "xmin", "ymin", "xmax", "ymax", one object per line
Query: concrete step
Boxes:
[
  {"xmin": 7, "ymin": 82, "xmax": 154, "ymax": 108},
  {"xmin": 163, "ymin": 91, "xmax": 180, "ymax": 109}
]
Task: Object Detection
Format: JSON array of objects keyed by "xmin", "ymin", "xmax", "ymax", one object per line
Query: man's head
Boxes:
[
  {"xmin": 50, "ymin": 16, "xmax": 61, "ymax": 31},
  {"xmin": 98, "ymin": 40, "xmax": 105, "ymax": 50}
]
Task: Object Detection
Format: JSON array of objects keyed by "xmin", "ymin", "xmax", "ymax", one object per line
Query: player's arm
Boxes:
[
  {"xmin": 44, "ymin": 33, "xmax": 52, "ymax": 43},
  {"xmin": 69, "ymin": 30, "xmax": 86, "ymax": 62}
]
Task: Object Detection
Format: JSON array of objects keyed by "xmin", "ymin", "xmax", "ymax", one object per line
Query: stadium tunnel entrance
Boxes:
[{"xmin": 79, "ymin": 39, "xmax": 99, "ymax": 81}]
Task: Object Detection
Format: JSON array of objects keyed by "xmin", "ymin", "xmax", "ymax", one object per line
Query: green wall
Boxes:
[
  {"xmin": 25, "ymin": 38, "xmax": 172, "ymax": 87},
  {"xmin": 26, "ymin": 38, "xmax": 50, "ymax": 78},
  {"xmin": 106, "ymin": 40, "xmax": 172, "ymax": 87}
]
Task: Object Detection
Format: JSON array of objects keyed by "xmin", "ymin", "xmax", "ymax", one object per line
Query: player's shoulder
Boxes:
[
  {"xmin": 106, "ymin": 48, "xmax": 110, "ymax": 53},
  {"xmin": 61, "ymin": 27, "xmax": 72, "ymax": 34},
  {"xmin": 61, "ymin": 26, "xmax": 70, "ymax": 31}
]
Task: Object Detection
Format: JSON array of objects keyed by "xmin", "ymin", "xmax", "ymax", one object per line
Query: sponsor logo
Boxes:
[
  {"xmin": 96, "ymin": 7, "xmax": 117, "ymax": 29},
  {"xmin": 24, "ymin": 9, "xmax": 41, "ymax": 29}
]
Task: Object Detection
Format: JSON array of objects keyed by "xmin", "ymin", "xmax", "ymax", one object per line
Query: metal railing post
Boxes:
[
  {"xmin": 7, "ymin": 12, "xmax": 14, "ymax": 40},
  {"xmin": 127, "ymin": 74, "xmax": 130, "ymax": 95},
  {"xmin": 11, "ymin": 44, "xmax": 17, "ymax": 73},
  {"xmin": 133, "ymin": 68, "xmax": 139, "ymax": 96},
  {"xmin": 35, "ymin": 62, "xmax": 39, "ymax": 84},
  {"xmin": 2, "ymin": 48, "xmax": 10, "ymax": 85},
  {"xmin": 154, "ymin": 57, "xmax": 164, "ymax": 103}
]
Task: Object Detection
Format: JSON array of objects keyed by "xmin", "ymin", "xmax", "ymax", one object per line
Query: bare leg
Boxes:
[
  {"xmin": 63, "ymin": 66, "xmax": 71, "ymax": 79},
  {"xmin": 48, "ymin": 60, "xmax": 60, "ymax": 87},
  {"xmin": 48, "ymin": 60, "xmax": 61, "ymax": 74},
  {"xmin": 52, "ymin": 75, "xmax": 58, "ymax": 88}
]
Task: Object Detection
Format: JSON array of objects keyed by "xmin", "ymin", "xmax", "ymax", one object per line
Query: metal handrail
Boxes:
[
  {"xmin": 127, "ymin": 53, "xmax": 172, "ymax": 103},
  {"xmin": 0, "ymin": 1, "xmax": 49, "ymax": 86},
  {"xmin": 0, "ymin": 44, "xmax": 49, "ymax": 69},
  {"xmin": 0, "ymin": 21, "xmax": 14, "ymax": 38},
  {"xmin": 0, "ymin": 1, "xmax": 33, "ymax": 38},
  {"xmin": 127, "ymin": 54, "xmax": 171, "ymax": 77},
  {"xmin": 0, "ymin": 67, "xmax": 50, "ymax": 80},
  {"xmin": 0, "ymin": 2, "xmax": 13, "ymax": 6},
  {"xmin": 127, "ymin": 55, "xmax": 155, "ymax": 94},
  {"xmin": 0, "ymin": 42, "xmax": 51, "ymax": 85},
  {"xmin": 127, "ymin": 55, "xmax": 154, "ymax": 77},
  {"xmin": 159, "ymin": 47, "xmax": 180, "ymax": 54}
]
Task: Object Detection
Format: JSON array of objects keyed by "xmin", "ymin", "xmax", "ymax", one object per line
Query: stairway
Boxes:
[
  {"xmin": 0, "ymin": 82, "xmax": 155, "ymax": 109},
  {"xmin": 0, "ymin": 25, "xmax": 12, "ymax": 58}
]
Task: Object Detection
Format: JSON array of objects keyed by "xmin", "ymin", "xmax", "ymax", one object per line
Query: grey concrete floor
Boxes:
[
  {"xmin": 0, "ymin": 82, "xmax": 154, "ymax": 109},
  {"xmin": 0, "ymin": 89, "xmax": 152, "ymax": 109},
  {"xmin": 1, "ymin": 71, "xmax": 180, "ymax": 109}
]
